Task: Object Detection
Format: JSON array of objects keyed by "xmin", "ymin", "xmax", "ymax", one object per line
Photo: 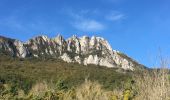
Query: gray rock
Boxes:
[{"xmin": 0, "ymin": 35, "xmax": 142, "ymax": 71}]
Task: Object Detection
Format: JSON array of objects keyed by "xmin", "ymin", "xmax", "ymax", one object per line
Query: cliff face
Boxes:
[{"xmin": 0, "ymin": 35, "xmax": 143, "ymax": 71}]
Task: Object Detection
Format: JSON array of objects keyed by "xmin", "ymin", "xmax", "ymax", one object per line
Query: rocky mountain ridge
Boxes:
[{"xmin": 0, "ymin": 35, "xmax": 143, "ymax": 71}]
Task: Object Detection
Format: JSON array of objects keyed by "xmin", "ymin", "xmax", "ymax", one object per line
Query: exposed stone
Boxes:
[
  {"xmin": 67, "ymin": 35, "xmax": 81, "ymax": 54},
  {"xmin": 99, "ymin": 58, "xmax": 115, "ymax": 68},
  {"xmin": 0, "ymin": 35, "xmax": 141, "ymax": 71},
  {"xmin": 80, "ymin": 36, "xmax": 90, "ymax": 54},
  {"xmin": 60, "ymin": 53, "xmax": 73, "ymax": 63},
  {"xmin": 14, "ymin": 40, "xmax": 27, "ymax": 58},
  {"xmin": 74, "ymin": 56, "xmax": 81, "ymax": 64}
]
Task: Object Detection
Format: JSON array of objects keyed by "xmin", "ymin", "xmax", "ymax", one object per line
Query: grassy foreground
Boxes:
[{"xmin": 0, "ymin": 55, "xmax": 170, "ymax": 100}]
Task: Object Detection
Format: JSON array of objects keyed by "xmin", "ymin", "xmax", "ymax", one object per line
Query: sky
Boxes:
[{"xmin": 0, "ymin": 0, "xmax": 170, "ymax": 67}]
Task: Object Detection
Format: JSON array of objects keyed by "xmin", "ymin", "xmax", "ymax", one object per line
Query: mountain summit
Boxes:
[{"xmin": 0, "ymin": 35, "xmax": 143, "ymax": 71}]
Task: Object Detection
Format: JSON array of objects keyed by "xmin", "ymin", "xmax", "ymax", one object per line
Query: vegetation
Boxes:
[
  {"xmin": 0, "ymin": 54, "xmax": 133, "ymax": 99},
  {"xmin": 0, "ymin": 54, "xmax": 170, "ymax": 100}
]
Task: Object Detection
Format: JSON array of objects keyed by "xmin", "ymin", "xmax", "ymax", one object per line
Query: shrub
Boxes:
[{"xmin": 134, "ymin": 59, "xmax": 170, "ymax": 100}]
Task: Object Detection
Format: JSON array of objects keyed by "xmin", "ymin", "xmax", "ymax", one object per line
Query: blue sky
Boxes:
[{"xmin": 0, "ymin": 0, "xmax": 170, "ymax": 67}]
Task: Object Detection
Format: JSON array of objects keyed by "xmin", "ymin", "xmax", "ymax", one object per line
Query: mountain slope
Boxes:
[
  {"xmin": 0, "ymin": 35, "xmax": 145, "ymax": 71},
  {"xmin": 0, "ymin": 54, "xmax": 134, "ymax": 94}
]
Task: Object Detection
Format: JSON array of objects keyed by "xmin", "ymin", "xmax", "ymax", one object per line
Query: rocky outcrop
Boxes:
[
  {"xmin": 14, "ymin": 40, "xmax": 28, "ymax": 58},
  {"xmin": 0, "ymin": 35, "xmax": 142, "ymax": 71},
  {"xmin": 60, "ymin": 53, "xmax": 73, "ymax": 63}
]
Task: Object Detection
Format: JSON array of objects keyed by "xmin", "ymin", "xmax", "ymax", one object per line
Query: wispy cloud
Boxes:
[
  {"xmin": 68, "ymin": 10, "xmax": 105, "ymax": 32},
  {"xmin": 106, "ymin": 12, "xmax": 125, "ymax": 21},
  {"xmin": 73, "ymin": 19, "xmax": 105, "ymax": 31}
]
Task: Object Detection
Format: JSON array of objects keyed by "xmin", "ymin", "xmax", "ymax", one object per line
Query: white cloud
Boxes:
[
  {"xmin": 69, "ymin": 10, "xmax": 105, "ymax": 32},
  {"xmin": 73, "ymin": 19, "xmax": 105, "ymax": 31},
  {"xmin": 106, "ymin": 12, "xmax": 125, "ymax": 21}
]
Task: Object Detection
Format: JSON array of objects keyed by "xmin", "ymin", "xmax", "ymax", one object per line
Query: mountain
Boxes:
[{"xmin": 0, "ymin": 35, "xmax": 144, "ymax": 71}]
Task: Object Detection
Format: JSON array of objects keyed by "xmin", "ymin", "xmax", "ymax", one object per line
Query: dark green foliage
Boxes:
[
  {"xmin": 0, "ymin": 83, "xmax": 5, "ymax": 94},
  {"xmin": 0, "ymin": 74, "xmax": 33, "ymax": 95},
  {"xmin": 0, "ymin": 54, "xmax": 133, "ymax": 95},
  {"xmin": 56, "ymin": 79, "xmax": 68, "ymax": 91}
]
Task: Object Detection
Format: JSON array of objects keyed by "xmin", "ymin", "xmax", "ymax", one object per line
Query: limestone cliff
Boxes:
[{"xmin": 0, "ymin": 35, "xmax": 144, "ymax": 71}]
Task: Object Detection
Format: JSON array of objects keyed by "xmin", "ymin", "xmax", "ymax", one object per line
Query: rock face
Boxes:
[{"xmin": 0, "ymin": 35, "xmax": 143, "ymax": 71}]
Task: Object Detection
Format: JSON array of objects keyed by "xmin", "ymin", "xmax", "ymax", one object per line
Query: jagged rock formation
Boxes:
[{"xmin": 0, "ymin": 35, "xmax": 143, "ymax": 71}]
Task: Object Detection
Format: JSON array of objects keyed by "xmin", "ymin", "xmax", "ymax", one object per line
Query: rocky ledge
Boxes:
[{"xmin": 0, "ymin": 35, "xmax": 143, "ymax": 71}]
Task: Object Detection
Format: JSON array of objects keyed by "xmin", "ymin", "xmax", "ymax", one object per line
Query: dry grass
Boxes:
[
  {"xmin": 134, "ymin": 59, "xmax": 170, "ymax": 100},
  {"xmin": 74, "ymin": 79, "xmax": 109, "ymax": 100},
  {"xmin": 29, "ymin": 82, "xmax": 49, "ymax": 98},
  {"xmin": 25, "ymin": 79, "xmax": 124, "ymax": 100},
  {"xmin": 1, "ymin": 55, "xmax": 170, "ymax": 100},
  {"xmin": 2, "ymin": 67, "xmax": 170, "ymax": 100}
]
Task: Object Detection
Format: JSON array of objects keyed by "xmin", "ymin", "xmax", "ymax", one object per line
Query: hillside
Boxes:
[
  {"xmin": 0, "ymin": 54, "xmax": 140, "ymax": 100},
  {"xmin": 0, "ymin": 35, "xmax": 145, "ymax": 71},
  {"xmin": 0, "ymin": 54, "xmax": 134, "ymax": 94},
  {"xmin": 0, "ymin": 35, "xmax": 148, "ymax": 99}
]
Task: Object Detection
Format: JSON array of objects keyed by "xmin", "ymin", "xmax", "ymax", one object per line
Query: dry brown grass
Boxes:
[
  {"xmin": 74, "ymin": 79, "xmax": 109, "ymax": 100},
  {"xmin": 134, "ymin": 59, "xmax": 170, "ymax": 100},
  {"xmin": 1, "ymin": 55, "xmax": 170, "ymax": 100},
  {"xmin": 26, "ymin": 79, "xmax": 124, "ymax": 100},
  {"xmin": 3, "ymin": 68, "xmax": 170, "ymax": 100}
]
